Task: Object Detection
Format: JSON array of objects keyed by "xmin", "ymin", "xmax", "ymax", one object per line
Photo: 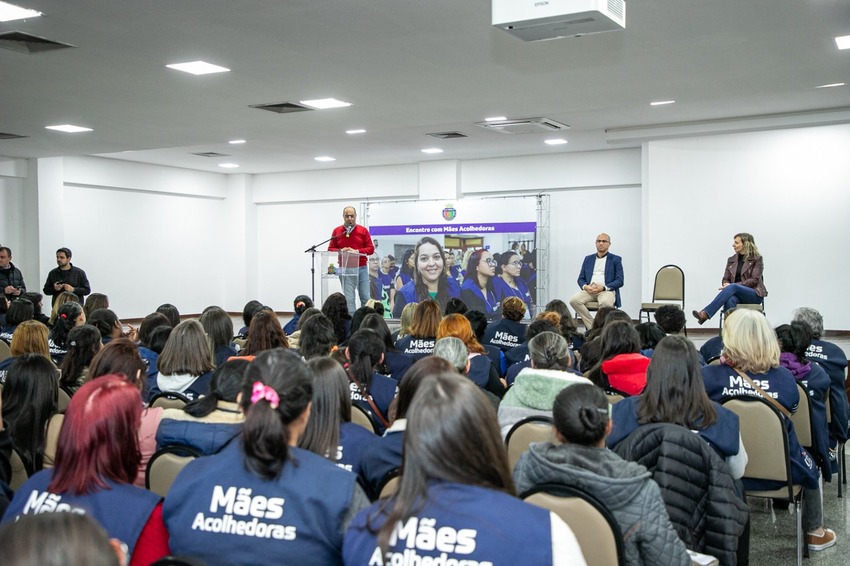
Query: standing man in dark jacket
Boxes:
[
  {"xmin": 0, "ymin": 247, "xmax": 26, "ymax": 302},
  {"xmin": 43, "ymin": 247, "xmax": 91, "ymax": 305}
]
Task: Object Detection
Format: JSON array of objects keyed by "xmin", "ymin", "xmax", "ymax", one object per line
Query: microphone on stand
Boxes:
[{"xmin": 345, "ymin": 223, "xmax": 354, "ymax": 236}]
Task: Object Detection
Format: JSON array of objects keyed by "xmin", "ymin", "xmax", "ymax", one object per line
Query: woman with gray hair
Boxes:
[{"xmin": 497, "ymin": 331, "xmax": 591, "ymax": 438}]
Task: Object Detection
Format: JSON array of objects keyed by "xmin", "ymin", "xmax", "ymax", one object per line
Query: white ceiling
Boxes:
[{"xmin": 1, "ymin": 0, "xmax": 849, "ymax": 175}]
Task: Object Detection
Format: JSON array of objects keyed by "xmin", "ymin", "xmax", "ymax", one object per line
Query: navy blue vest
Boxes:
[
  {"xmin": 395, "ymin": 336, "xmax": 436, "ymax": 360},
  {"xmin": 807, "ymin": 339, "xmax": 850, "ymax": 442},
  {"xmin": 338, "ymin": 421, "xmax": 378, "ymax": 474},
  {"xmin": 2, "ymin": 469, "xmax": 160, "ymax": 554},
  {"xmin": 163, "ymin": 440, "xmax": 358, "ymax": 566},
  {"xmin": 484, "ymin": 319, "xmax": 526, "ymax": 353},
  {"xmin": 460, "ymin": 278, "xmax": 500, "ymax": 320},
  {"xmin": 343, "ymin": 482, "xmax": 554, "ymax": 565}
]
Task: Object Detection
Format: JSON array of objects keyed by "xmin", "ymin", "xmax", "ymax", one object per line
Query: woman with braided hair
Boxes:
[
  {"xmin": 497, "ymin": 331, "xmax": 591, "ymax": 438},
  {"xmin": 163, "ymin": 349, "xmax": 369, "ymax": 565}
]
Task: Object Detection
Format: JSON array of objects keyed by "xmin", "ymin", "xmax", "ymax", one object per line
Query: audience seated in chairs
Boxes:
[
  {"xmin": 163, "ymin": 349, "xmax": 368, "ymax": 565},
  {"xmin": 285, "ymin": 306, "xmax": 321, "ymax": 351},
  {"xmin": 155, "ymin": 358, "xmax": 248, "ymax": 455},
  {"xmin": 357, "ymin": 356, "xmax": 455, "ymax": 500},
  {"xmin": 299, "ymin": 357, "xmax": 378, "ymax": 474},
  {"xmin": 498, "ymin": 331, "xmax": 590, "ymax": 438},
  {"xmin": 701, "ymin": 308, "xmax": 836, "ymax": 551},
  {"xmin": 1, "ymin": 375, "xmax": 170, "ymax": 565},
  {"xmin": 514, "ymin": 382, "xmax": 691, "ymax": 566},
  {"xmin": 345, "ymin": 371, "xmax": 586, "ymax": 565}
]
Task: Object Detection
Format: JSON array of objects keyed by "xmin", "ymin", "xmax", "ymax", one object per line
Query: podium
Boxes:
[{"xmin": 314, "ymin": 249, "xmax": 368, "ymax": 308}]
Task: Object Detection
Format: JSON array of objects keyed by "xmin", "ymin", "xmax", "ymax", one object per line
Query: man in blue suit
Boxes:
[{"xmin": 569, "ymin": 233, "xmax": 624, "ymax": 329}]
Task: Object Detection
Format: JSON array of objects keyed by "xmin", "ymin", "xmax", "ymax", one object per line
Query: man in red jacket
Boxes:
[{"xmin": 328, "ymin": 206, "xmax": 374, "ymax": 315}]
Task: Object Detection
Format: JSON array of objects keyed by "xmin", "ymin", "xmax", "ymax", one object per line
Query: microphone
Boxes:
[{"xmin": 345, "ymin": 224, "xmax": 354, "ymax": 236}]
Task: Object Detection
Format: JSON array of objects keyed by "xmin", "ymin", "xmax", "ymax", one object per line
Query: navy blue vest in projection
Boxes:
[
  {"xmin": 2, "ymin": 469, "xmax": 160, "ymax": 554},
  {"xmin": 163, "ymin": 440, "xmax": 357, "ymax": 566},
  {"xmin": 343, "ymin": 482, "xmax": 554, "ymax": 566}
]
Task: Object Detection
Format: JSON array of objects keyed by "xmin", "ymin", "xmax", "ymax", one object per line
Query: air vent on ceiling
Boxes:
[
  {"xmin": 0, "ymin": 31, "xmax": 76, "ymax": 54},
  {"xmin": 427, "ymin": 131, "xmax": 468, "ymax": 139},
  {"xmin": 475, "ymin": 118, "xmax": 570, "ymax": 134},
  {"xmin": 191, "ymin": 152, "xmax": 231, "ymax": 158},
  {"xmin": 0, "ymin": 132, "xmax": 29, "ymax": 140},
  {"xmin": 250, "ymin": 102, "xmax": 313, "ymax": 114}
]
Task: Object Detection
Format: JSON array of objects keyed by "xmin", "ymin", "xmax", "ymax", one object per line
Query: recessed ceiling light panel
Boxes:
[
  {"xmin": 544, "ymin": 138, "xmax": 568, "ymax": 145},
  {"xmin": 346, "ymin": 129, "xmax": 366, "ymax": 134},
  {"xmin": 815, "ymin": 82, "xmax": 845, "ymax": 89},
  {"xmin": 485, "ymin": 116, "xmax": 507, "ymax": 122},
  {"xmin": 650, "ymin": 100, "xmax": 675, "ymax": 106},
  {"xmin": 45, "ymin": 124, "xmax": 92, "ymax": 133},
  {"xmin": 421, "ymin": 148, "xmax": 443, "ymax": 154},
  {"xmin": 218, "ymin": 163, "xmax": 239, "ymax": 168},
  {"xmin": 0, "ymin": 1, "xmax": 41, "ymax": 22},
  {"xmin": 228, "ymin": 139, "xmax": 246, "ymax": 144},
  {"xmin": 300, "ymin": 98, "xmax": 351, "ymax": 109},
  {"xmin": 835, "ymin": 35, "xmax": 850, "ymax": 50},
  {"xmin": 314, "ymin": 156, "xmax": 336, "ymax": 162},
  {"xmin": 166, "ymin": 61, "xmax": 231, "ymax": 75}
]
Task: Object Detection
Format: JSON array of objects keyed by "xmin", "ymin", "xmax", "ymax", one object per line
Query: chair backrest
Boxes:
[
  {"xmin": 9, "ymin": 449, "xmax": 29, "ymax": 491},
  {"xmin": 606, "ymin": 393, "xmax": 625, "ymax": 405},
  {"xmin": 505, "ymin": 416, "xmax": 556, "ymax": 471},
  {"xmin": 0, "ymin": 339, "xmax": 11, "ymax": 362},
  {"xmin": 522, "ymin": 483, "xmax": 624, "ymax": 566},
  {"xmin": 790, "ymin": 383, "xmax": 813, "ymax": 448},
  {"xmin": 149, "ymin": 391, "xmax": 192, "ymax": 410},
  {"xmin": 722, "ymin": 396, "xmax": 793, "ymax": 491},
  {"xmin": 57, "ymin": 387, "xmax": 72, "ymax": 414},
  {"xmin": 145, "ymin": 444, "xmax": 202, "ymax": 497},
  {"xmin": 42, "ymin": 413, "xmax": 65, "ymax": 469},
  {"xmin": 377, "ymin": 468, "xmax": 401, "ymax": 499},
  {"xmin": 350, "ymin": 402, "xmax": 379, "ymax": 434},
  {"xmin": 652, "ymin": 265, "xmax": 685, "ymax": 303}
]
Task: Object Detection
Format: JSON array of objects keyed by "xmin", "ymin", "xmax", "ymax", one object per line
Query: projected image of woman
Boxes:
[
  {"xmin": 494, "ymin": 250, "xmax": 532, "ymax": 319},
  {"xmin": 392, "ymin": 237, "xmax": 461, "ymax": 318},
  {"xmin": 460, "ymin": 249, "xmax": 500, "ymax": 320}
]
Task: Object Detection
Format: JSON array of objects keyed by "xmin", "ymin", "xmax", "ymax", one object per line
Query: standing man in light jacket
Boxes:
[{"xmin": 569, "ymin": 233, "xmax": 624, "ymax": 329}]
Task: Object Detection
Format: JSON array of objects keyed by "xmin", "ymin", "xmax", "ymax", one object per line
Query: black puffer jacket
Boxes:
[{"xmin": 613, "ymin": 423, "xmax": 749, "ymax": 566}]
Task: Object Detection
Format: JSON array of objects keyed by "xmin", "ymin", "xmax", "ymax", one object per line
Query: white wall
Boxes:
[{"xmin": 645, "ymin": 124, "xmax": 850, "ymax": 329}]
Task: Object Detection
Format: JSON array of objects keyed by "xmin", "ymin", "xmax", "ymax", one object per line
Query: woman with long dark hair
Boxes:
[
  {"xmin": 390, "ymin": 249, "xmax": 415, "ymax": 312},
  {"xmin": 1, "ymin": 354, "xmax": 58, "ymax": 475},
  {"xmin": 155, "ymin": 358, "xmax": 248, "ymax": 454},
  {"xmin": 200, "ymin": 306, "xmax": 237, "ymax": 365},
  {"xmin": 514, "ymin": 382, "xmax": 690, "ymax": 566},
  {"xmin": 693, "ymin": 232, "xmax": 767, "ymax": 325},
  {"xmin": 391, "ymin": 237, "xmax": 461, "ymax": 318},
  {"xmin": 586, "ymin": 321, "xmax": 650, "ymax": 396},
  {"xmin": 163, "ymin": 349, "xmax": 368, "ymax": 565},
  {"xmin": 607, "ymin": 335, "xmax": 747, "ymax": 477},
  {"xmin": 0, "ymin": 298, "xmax": 34, "ymax": 344},
  {"xmin": 58, "ymin": 324, "xmax": 102, "ymax": 394},
  {"xmin": 48, "ymin": 301, "xmax": 85, "ymax": 364},
  {"xmin": 323, "ymin": 292, "xmax": 353, "ymax": 345},
  {"xmin": 359, "ymin": 313, "xmax": 413, "ymax": 381},
  {"xmin": 460, "ymin": 249, "xmax": 499, "ymax": 320},
  {"xmin": 299, "ymin": 357, "xmax": 377, "ymax": 474},
  {"xmin": 1, "ymin": 375, "xmax": 170, "ymax": 565},
  {"xmin": 346, "ymin": 329, "xmax": 396, "ymax": 430},
  {"xmin": 344, "ymin": 372, "xmax": 585, "ymax": 564}
]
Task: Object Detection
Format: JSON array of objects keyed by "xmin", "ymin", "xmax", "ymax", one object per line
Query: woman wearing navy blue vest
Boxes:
[
  {"xmin": 300, "ymin": 357, "xmax": 378, "ymax": 475},
  {"xmin": 394, "ymin": 299, "xmax": 441, "ymax": 360},
  {"xmin": 164, "ymin": 349, "xmax": 369, "ymax": 566},
  {"xmin": 359, "ymin": 313, "xmax": 413, "ymax": 382},
  {"xmin": 701, "ymin": 309, "xmax": 836, "ymax": 551},
  {"xmin": 2, "ymin": 375, "xmax": 170, "ymax": 566},
  {"xmin": 391, "ymin": 237, "xmax": 461, "ymax": 318},
  {"xmin": 493, "ymin": 250, "xmax": 533, "ymax": 319},
  {"xmin": 607, "ymin": 335, "xmax": 748, "ymax": 478},
  {"xmin": 344, "ymin": 371, "xmax": 586, "ymax": 565},
  {"xmin": 346, "ymin": 329, "xmax": 398, "ymax": 431},
  {"xmin": 460, "ymin": 249, "xmax": 500, "ymax": 320}
]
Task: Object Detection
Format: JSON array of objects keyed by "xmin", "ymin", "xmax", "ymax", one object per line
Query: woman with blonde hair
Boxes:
[
  {"xmin": 0, "ymin": 320, "xmax": 50, "ymax": 384},
  {"xmin": 693, "ymin": 232, "xmax": 767, "ymax": 325},
  {"xmin": 394, "ymin": 299, "xmax": 441, "ymax": 360},
  {"xmin": 701, "ymin": 308, "xmax": 835, "ymax": 551}
]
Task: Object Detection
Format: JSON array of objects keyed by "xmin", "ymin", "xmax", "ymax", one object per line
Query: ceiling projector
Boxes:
[{"xmin": 493, "ymin": 0, "xmax": 626, "ymax": 42}]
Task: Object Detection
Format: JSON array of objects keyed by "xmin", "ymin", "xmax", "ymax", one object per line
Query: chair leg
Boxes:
[
  {"xmin": 838, "ymin": 443, "xmax": 844, "ymax": 498},
  {"xmin": 796, "ymin": 497, "xmax": 803, "ymax": 566}
]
